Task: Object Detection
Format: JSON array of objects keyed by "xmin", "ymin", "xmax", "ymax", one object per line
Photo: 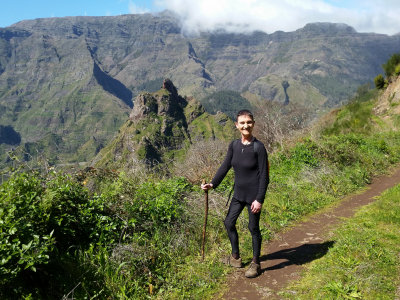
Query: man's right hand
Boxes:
[{"xmin": 201, "ymin": 183, "xmax": 213, "ymax": 191}]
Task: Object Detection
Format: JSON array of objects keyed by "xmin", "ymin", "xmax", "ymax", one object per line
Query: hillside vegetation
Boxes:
[{"xmin": 2, "ymin": 64, "xmax": 400, "ymax": 299}]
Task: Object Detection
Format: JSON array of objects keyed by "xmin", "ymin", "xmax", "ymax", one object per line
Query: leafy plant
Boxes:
[
  {"xmin": 382, "ymin": 52, "xmax": 400, "ymax": 77},
  {"xmin": 0, "ymin": 170, "xmax": 124, "ymax": 298},
  {"xmin": 0, "ymin": 172, "xmax": 54, "ymax": 284},
  {"xmin": 395, "ymin": 64, "xmax": 400, "ymax": 76},
  {"xmin": 374, "ymin": 74, "xmax": 385, "ymax": 89}
]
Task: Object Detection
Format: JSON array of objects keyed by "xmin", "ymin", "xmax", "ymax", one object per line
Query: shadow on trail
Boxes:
[{"xmin": 259, "ymin": 241, "xmax": 335, "ymax": 273}]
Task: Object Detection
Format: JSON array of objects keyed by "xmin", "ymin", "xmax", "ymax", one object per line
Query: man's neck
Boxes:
[{"xmin": 241, "ymin": 136, "xmax": 254, "ymax": 145}]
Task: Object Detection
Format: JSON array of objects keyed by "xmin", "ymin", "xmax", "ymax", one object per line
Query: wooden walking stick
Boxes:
[{"xmin": 201, "ymin": 179, "xmax": 209, "ymax": 261}]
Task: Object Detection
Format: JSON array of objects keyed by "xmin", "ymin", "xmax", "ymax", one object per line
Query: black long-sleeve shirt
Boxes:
[{"xmin": 211, "ymin": 138, "xmax": 269, "ymax": 204}]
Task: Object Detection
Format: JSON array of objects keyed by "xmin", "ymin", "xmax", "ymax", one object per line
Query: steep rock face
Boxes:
[
  {"xmin": 129, "ymin": 79, "xmax": 185, "ymax": 121},
  {"xmin": 93, "ymin": 80, "xmax": 235, "ymax": 169},
  {"xmin": 374, "ymin": 76, "xmax": 400, "ymax": 120}
]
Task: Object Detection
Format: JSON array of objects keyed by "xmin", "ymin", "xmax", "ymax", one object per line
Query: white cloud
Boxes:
[
  {"xmin": 129, "ymin": 1, "xmax": 150, "ymax": 14},
  {"xmin": 156, "ymin": 0, "xmax": 400, "ymax": 35}
]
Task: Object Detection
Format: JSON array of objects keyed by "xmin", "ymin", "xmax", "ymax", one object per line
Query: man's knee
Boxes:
[
  {"xmin": 224, "ymin": 218, "xmax": 235, "ymax": 232},
  {"xmin": 248, "ymin": 223, "xmax": 261, "ymax": 236}
]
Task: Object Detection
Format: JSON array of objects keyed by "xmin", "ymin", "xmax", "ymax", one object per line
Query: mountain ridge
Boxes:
[{"xmin": 1, "ymin": 12, "xmax": 400, "ymax": 168}]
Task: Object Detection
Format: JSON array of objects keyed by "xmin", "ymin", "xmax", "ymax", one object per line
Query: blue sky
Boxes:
[
  {"xmin": 0, "ymin": 0, "xmax": 162, "ymax": 27},
  {"xmin": 2, "ymin": 0, "xmax": 400, "ymax": 35}
]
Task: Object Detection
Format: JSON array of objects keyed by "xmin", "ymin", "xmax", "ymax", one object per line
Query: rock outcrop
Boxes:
[
  {"xmin": 93, "ymin": 79, "xmax": 235, "ymax": 169},
  {"xmin": 129, "ymin": 79, "xmax": 185, "ymax": 121},
  {"xmin": 374, "ymin": 76, "xmax": 400, "ymax": 119}
]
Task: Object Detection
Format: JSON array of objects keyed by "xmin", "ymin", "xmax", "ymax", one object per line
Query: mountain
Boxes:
[
  {"xmin": 92, "ymin": 79, "xmax": 236, "ymax": 170},
  {"xmin": 1, "ymin": 12, "xmax": 400, "ymax": 168}
]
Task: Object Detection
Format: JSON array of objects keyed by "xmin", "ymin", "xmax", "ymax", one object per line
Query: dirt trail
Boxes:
[{"xmin": 221, "ymin": 166, "xmax": 400, "ymax": 299}]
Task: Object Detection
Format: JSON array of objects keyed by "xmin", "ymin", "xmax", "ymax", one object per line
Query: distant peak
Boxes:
[{"xmin": 300, "ymin": 22, "xmax": 356, "ymax": 35}]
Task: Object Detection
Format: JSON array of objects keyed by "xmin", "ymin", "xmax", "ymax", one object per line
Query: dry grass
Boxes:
[{"xmin": 173, "ymin": 138, "xmax": 229, "ymax": 184}]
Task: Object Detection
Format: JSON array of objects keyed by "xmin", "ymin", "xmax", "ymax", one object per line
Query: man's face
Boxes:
[{"xmin": 235, "ymin": 115, "xmax": 254, "ymax": 137}]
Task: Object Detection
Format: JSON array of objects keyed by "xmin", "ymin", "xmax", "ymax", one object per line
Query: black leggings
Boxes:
[{"xmin": 224, "ymin": 197, "xmax": 262, "ymax": 258}]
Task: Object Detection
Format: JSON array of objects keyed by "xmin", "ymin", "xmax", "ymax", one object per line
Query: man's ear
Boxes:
[{"xmin": 235, "ymin": 122, "xmax": 239, "ymax": 129}]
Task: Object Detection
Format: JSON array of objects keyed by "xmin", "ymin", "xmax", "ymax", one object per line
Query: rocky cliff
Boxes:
[
  {"xmin": 374, "ymin": 76, "xmax": 400, "ymax": 127},
  {"xmin": 92, "ymin": 79, "xmax": 235, "ymax": 170}
]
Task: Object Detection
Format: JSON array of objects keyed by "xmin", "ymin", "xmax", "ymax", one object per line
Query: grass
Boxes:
[{"xmin": 280, "ymin": 183, "xmax": 400, "ymax": 299}]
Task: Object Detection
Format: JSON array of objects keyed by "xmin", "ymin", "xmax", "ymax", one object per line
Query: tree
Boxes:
[
  {"xmin": 382, "ymin": 53, "xmax": 400, "ymax": 78},
  {"xmin": 374, "ymin": 74, "xmax": 385, "ymax": 90},
  {"xmin": 253, "ymin": 101, "xmax": 312, "ymax": 152},
  {"xmin": 395, "ymin": 64, "xmax": 400, "ymax": 76}
]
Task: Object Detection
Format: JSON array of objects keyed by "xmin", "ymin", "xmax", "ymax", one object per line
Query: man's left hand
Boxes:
[{"xmin": 251, "ymin": 200, "xmax": 262, "ymax": 214}]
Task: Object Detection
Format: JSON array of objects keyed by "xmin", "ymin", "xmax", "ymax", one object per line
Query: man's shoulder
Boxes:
[
  {"xmin": 253, "ymin": 138, "xmax": 266, "ymax": 153},
  {"xmin": 231, "ymin": 139, "xmax": 241, "ymax": 147}
]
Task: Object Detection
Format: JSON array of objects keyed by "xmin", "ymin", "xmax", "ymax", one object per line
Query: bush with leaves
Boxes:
[
  {"xmin": 0, "ymin": 172, "xmax": 54, "ymax": 285},
  {"xmin": 395, "ymin": 64, "xmax": 400, "ymax": 76},
  {"xmin": 101, "ymin": 173, "xmax": 191, "ymax": 236},
  {"xmin": 382, "ymin": 52, "xmax": 400, "ymax": 78},
  {"xmin": 374, "ymin": 74, "xmax": 386, "ymax": 89},
  {"xmin": 0, "ymin": 170, "xmax": 124, "ymax": 298},
  {"xmin": 43, "ymin": 173, "xmax": 122, "ymax": 250}
]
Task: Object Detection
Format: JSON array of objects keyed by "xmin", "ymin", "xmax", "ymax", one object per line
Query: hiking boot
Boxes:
[
  {"xmin": 221, "ymin": 255, "xmax": 242, "ymax": 268},
  {"xmin": 245, "ymin": 262, "xmax": 261, "ymax": 278}
]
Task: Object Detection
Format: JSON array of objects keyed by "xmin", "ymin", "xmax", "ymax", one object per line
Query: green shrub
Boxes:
[
  {"xmin": 0, "ymin": 172, "xmax": 55, "ymax": 284},
  {"xmin": 101, "ymin": 174, "xmax": 191, "ymax": 236},
  {"xmin": 0, "ymin": 171, "xmax": 123, "ymax": 298},
  {"xmin": 374, "ymin": 74, "xmax": 385, "ymax": 89},
  {"xmin": 382, "ymin": 52, "xmax": 400, "ymax": 77},
  {"xmin": 290, "ymin": 139, "xmax": 319, "ymax": 168},
  {"xmin": 322, "ymin": 98, "xmax": 374, "ymax": 135},
  {"xmin": 43, "ymin": 173, "xmax": 122, "ymax": 250},
  {"xmin": 395, "ymin": 63, "xmax": 400, "ymax": 76}
]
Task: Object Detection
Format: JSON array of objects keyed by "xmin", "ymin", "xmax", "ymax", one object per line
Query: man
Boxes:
[{"xmin": 201, "ymin": 109, "xmax": 269, "ymax": 278}]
